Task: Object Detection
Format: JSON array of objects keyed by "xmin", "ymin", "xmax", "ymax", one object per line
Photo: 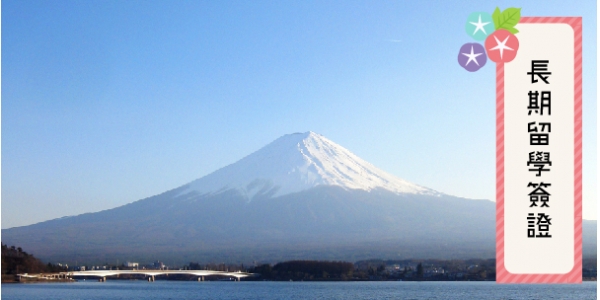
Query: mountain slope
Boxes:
[
  {"xmin": 3, "ymin": 187, "xmax": 498, "ymax": 264},
  {"xmin": 2, "ymin": 132, "xmax": 595, "ymax": 264}
]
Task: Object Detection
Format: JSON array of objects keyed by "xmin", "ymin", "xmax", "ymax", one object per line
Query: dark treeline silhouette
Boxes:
[
  {"xmin": 354, "ymin": 258, "xmax": 496, "ymax": 281},
  {"xmin": 248, "ymin": 259, "xmax": 498, "ymax": 281},
  {"xmin": 274, "ymin": 260, "xmax": 353, "ymax": 275},
  {"xmin": 1, "ymin": 243, "xmax": 67, "ymax": 282},
  {"xmin": 2, "ymin": 243, "xmax": 46, "ymax": 275},
  {"xmin": 249, "ymin": 260, "xmax": 354, "ymax": 281}
]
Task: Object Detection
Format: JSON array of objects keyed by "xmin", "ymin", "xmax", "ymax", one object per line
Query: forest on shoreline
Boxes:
[{"xmin": 2, "ymin": 244, "xmax": 596, "ymax": 282}]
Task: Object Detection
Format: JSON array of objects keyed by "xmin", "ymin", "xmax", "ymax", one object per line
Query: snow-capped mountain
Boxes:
[
  {"xmin": 2, "ymin": 132, "xmax": 595, "ymax": 265},
  {"xmin": 183, "ymin": 131, "xmax": 438, "ymax": 199}
]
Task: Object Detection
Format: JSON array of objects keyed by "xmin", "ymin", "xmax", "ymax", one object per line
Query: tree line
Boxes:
[
  {"xmin": 248, "ymin": 260, "xmax": 354, "ymax": 281},
  {"xmin": 2, "ymin": 243, "xmax": 67, "ymax": 282}
]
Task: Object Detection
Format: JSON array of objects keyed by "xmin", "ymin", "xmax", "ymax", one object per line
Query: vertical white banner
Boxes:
[{"xmin": 496, "ymin": 17, "xmax": 582, "ymax": 283}]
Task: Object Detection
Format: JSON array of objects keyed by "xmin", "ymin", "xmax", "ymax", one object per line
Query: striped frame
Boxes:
[{"xmin": 495, "ymin": 17, "xmax": 583, "ymax": 284}]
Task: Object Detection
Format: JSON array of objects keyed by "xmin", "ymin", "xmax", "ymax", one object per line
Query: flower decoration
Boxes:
[{"xmin": 458, "ymin": 7, "xmax": 521, "ymax": 72}]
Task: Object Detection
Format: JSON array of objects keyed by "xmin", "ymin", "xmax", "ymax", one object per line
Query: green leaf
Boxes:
[
  {"xmin": 492, "ymin": 7, "xmax": 502, "ymax": 30},
  {"xmin": 507, "ymin": 27, "xmax": 519, "ymax": 34},
  {"xmin": 496, "ymin": 7, "xmax": 521, "ymax": 32}
]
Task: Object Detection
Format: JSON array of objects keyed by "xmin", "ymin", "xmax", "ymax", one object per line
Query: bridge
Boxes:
[{"xmin": 19, "ymin": 270, "xmax": 255, "ymax": 282}]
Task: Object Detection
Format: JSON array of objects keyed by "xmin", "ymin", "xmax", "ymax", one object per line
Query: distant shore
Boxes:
[{"xmin": 2, "ymin": 274, "xmax": 75, "ymax": 283}]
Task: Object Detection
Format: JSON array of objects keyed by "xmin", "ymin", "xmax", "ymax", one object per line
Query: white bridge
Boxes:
[{"xmin": 19, "ymin": 270, "xmax": 254, "ymax": 282}]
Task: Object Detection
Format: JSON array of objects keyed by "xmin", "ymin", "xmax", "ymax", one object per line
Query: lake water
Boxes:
[{"xmin": 1, "ymin": 281, "xmax": 597, "ymax": 299}]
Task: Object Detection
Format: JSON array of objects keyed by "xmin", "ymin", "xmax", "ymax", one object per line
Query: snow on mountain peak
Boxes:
[{"xmin": 183, "ymin": 132, "xmax": 439, "ymax": 199}]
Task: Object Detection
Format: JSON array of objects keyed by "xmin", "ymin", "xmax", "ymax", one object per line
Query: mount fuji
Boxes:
[
  {"xmin": 184, "ymin": 131, "xmax": 439, "ymax": 200},
  {"xmin": 2, "ymin": 132, "xmax": 595, "ymax": 264}
]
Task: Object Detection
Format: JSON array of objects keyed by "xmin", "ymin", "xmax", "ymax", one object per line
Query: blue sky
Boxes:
[{"xmin": 2, "ymin": 0, "xmax": 597, "ymax": 228}]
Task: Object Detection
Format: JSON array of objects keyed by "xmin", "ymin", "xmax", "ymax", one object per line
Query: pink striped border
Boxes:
[{"xmin": 496, "ymin": 17, "xmax": 582, "ymax": 284}]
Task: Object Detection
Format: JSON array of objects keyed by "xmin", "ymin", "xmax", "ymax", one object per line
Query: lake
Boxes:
[{"xmin": 1, "ymin": 281, "xmax": 596, "ymax": 299}]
